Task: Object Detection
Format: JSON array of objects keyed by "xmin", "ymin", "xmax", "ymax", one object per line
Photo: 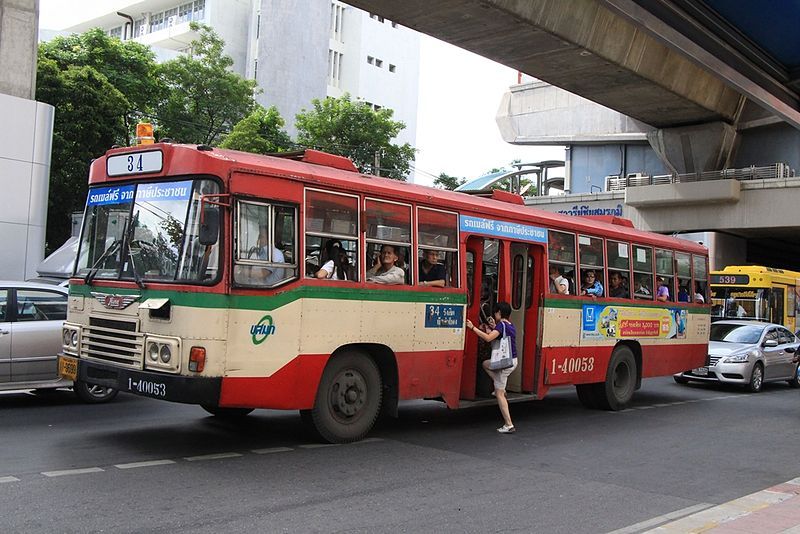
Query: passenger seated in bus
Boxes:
[
  {"xmin": 549, "ymin": 265, "xmax": 569, "ymax": 295},
  {"xmin": 316, "ymin": 240, "xmax": 352, "ymax": 281},
  {"xmin": 694, "ymin": 282, "xmax": 705, "ymax": 303},
  {"xmin": 419, "ymin": 249, "xmax": 446, "ymax": 288},
  {"xmin": 656, "ymin": 276, "xmax": 670, "ymax": 302},
  {"xmin": 258, "ymin": 227, "xmax": 285, "ymax": 285},
  {"xmin": 677, "ymin": 282, "xmax": 690, "ymax": 302},
  {"xmin": 580, "ymin": 269, "xmax": 603, "ymax": 298},
  {"xmin": 366, "ymin": 244, "xmax": 405, "ymax": 285},
  {"xmin": 608, "ymin": 271, "xmax": 628, "ymax": 298}
]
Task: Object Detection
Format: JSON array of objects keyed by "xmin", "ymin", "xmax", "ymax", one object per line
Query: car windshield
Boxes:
[
  {"xmin": 709, "ymin": 323, "xmax": 765, "ymax": 344},
  {"xmin": 75, "ymin": 178, "xmax": 220, "ymax": 283}
]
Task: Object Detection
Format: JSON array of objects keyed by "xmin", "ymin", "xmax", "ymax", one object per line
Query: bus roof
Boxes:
[
  {"xmin": 712, "ymin": 265, "xmax": 800, "ymax": 281},
  {"xmin": 90, "ymin": 144, "xmax": 707, "ymax": 255}
]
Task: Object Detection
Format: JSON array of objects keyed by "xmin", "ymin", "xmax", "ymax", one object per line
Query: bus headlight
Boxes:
[
  {"xmin": 143, "ymin": 336, "xmax": 180, "ymax": 373},
  {"xmin": 159, "ymin": 344, "xmax": 171, "ymax": 364},
  {"xmin": 62, "ymin": 324, "xmax": 80, "ymax": 354}
]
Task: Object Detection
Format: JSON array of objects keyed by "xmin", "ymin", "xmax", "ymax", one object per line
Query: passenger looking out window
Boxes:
[
  {"xmin": 549, "ymin": 265, "xmax": 569, "ymax": 295},
  {"xmin": 419, "ymin": 249, "xmax": 446, "ymax": 287},
  {"xmin": 581, "ymin": 269, "xmax": 604, "ymax": 298},
  {"xmin": 366, "ymin": 244, "xmax": 405, "ymax": 285},
  {"xmin": 608, "ymin": 271, "xmax": 628, "ymax": 298},
  {"xmin": 316, "ymin": 239, "xmax": 353, "ymax": 281},
  {"xmin": 656, "ymin": 276, "xmax": 670, "ymax": 302}
]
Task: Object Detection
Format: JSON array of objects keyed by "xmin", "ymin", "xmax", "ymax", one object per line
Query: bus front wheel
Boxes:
[
  {"xmin": 311, "ymin": 350, "xmax": 382, "ymax": 444},
  {"xmin": 597, "ymin": 346, "xmax": 637, "ymax": 411}
]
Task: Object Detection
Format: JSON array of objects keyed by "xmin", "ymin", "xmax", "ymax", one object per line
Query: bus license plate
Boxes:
[
  {"xmin": 693, "ymin": 367, "xmax": 708, "ymax": 376},
  {"xmin": 59, "ymin": 356, "xmax": 78, "ymax": 381}
]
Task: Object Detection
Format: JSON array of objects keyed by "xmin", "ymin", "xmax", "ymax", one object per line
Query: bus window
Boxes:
[
  {"xmin": 525, "ymin": 256, "xmax": 534, "ymax": 309},
  {"xmin": 417, "ymin": 207, "xmax": 459, "ymax": 287},
  {"xmin": 655, "ymin": 249, "xmax": 674, "ymax": 302},
  {"xmin": 481, "ymin": 240, "xmax": 500, "ymax": 319},
  {"xmin": 365, "ymin": 198, "xmax": 412, "ymax": 284},
  {"xmin": 676, "ymin": 252, "xmax": 692, "ymax": 302},
  {"xmin": 512, "ymin": 253, "xmax": 524, "ymax": 308},
  {"xmin": 693, "ymin": 255, "xmax": 708, "ymax": 303},
  {"xmin": 234, "ymin": 200, "xmax": 298, "ymax": 287},
  {"xmin": 466, "ymin": 251, "xmax": 475, "ymax": 306},
  {"xmin": 606, "ymin": 240, "xmax": 630, "ymax": 299},
  {"xmin": 633, "ymin": 245, "xmax": 653, "ymax": 299},
  {"xmin": 305, "ymin": 189, "xmax": 359, "ymax": 280},
  {"xmin": 771, "ymin": 288, "xmax": 785, "ymax": 325},
  {"xmin": 579, "ymin": 235, "xmax": 604, "ymax": 297},
  {"xmin": 548, "ymin": 230, "xmax": 575, "ymax": 295}
]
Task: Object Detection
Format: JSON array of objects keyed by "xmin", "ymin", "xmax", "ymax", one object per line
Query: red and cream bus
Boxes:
[{"xmin": 59, "ymin": 142, "xmax": 710, "ymax": 442}]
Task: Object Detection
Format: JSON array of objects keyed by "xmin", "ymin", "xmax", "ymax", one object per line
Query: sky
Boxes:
[{"xmin": 39, "ymin": 1, "xmax": 565, "ymax": 187}]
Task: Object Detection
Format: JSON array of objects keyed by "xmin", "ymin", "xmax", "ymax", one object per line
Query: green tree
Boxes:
[
  {"xmin": 36, "ymin": 31, "xmax": 160, "ymax": 251},
  {"xmin": 157, "ymin": 22, "xmax": 257, "ymax": 145},
  {"xmin": 220, "ymin": 106, "xmax": 293, "ymax": 153},
  {"xmin": 295, "ymin": 94, "xmax": 415, "ymax": 180},
  {"xmin": 433, "ymin": 172, "xmax": 467, "ymax": 190}
]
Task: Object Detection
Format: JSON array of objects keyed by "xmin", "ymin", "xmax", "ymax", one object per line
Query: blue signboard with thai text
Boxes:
[
  {"xmin": 459, "ymin": 215, "xmax": 547, "ymax": 244},
  {"xmin": 87, "ymin": 185, "xmax": 135, "ymax": 206},
  {"xmin": 424, "ymin": 304, "xmax": 464, "ymax": 328}
]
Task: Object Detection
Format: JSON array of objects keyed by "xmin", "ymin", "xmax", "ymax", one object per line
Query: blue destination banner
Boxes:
[
  {"xmin": 135, "ymin": 180, "xmax": 193, "ymax": 202},
  {"xmin": 87, "ymin": 185, "xmax": 135, "ymax": 206},
  {"xmin": 424, "ymin": 304, "xmax": 464, "ymax": 328},
  {"xmin": 459, "ymin": 215, "xmax": 547, "ymax": 244}
]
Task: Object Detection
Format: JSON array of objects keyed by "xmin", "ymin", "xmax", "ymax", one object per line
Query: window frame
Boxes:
[
  {"xmin": 304, "ymin": 188, "xmax": 361, "ymax": 281},
  {"xmin": 578, "ymin": 234, "xmax": 605, "ymax": 297},
  {"xmin": 632, "ymin": 244, "xmax": 654, "ymax": 300},
  {"xmin": 416, "ymin": 206, "xmax": 460, "ymax": 288},
  {"xmin": 547, "ymin": 230, "xmax": 576, "ymax": 296},
  {"xmin": 606, "ymin": 239, "xmax": 631, "ymax": 300},
  {"xmin": 365, "ymin": 197, "xmax": 413, "ymax": 284},
  {"xmin": 233, "ymin": 198, "xmax": 298, "ymax": 288}
]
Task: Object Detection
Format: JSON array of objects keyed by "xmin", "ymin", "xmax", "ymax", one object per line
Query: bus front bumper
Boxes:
[{"xmin": 64, "ymin": 356, "xmax": 222, "ymax": 405}]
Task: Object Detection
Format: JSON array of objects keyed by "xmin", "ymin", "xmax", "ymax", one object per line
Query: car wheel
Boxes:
[
  {"xmin": 201, "ymin": 405, "xmax": 254, "ymax": 418},
  {"xmin": 310, "ymin": 350, "xmax": 382, "ymax": 443},
  {"xmin": 73, "ymin": 381, "xmax": 119, "ymax": 403},
  {"xmin": 746, "ymin": 363, "xmax": 764, "ymax": 393},
  {"xmin": 788, "ymin": 363, "xmax": 800, "ymax": 389},
  {"xmin": 673, "ymin": 375, "xmax": 690, "ymax": 385}
]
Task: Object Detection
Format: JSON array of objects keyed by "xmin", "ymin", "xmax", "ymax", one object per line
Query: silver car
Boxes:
[
  {"xmin": 675, "ymin": 320, "xmax": 800, "ymax": 392},
  {"xmin": 0, "ymin": 280, "xmax": 117, "ymax": 402}
]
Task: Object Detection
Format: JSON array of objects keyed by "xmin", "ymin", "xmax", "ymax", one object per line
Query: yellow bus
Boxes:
[{"xmin": 710, "ymin": 266, "xmax": 800, "ymax": 331}]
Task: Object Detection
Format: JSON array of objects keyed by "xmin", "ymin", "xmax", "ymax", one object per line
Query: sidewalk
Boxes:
[{"xmin": 646, "ymin": 477, "xmax": 800, "ymax": 533}]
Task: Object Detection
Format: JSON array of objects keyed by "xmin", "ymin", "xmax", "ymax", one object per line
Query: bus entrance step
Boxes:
[{"xmin": 458, "ymin": 392, "xmax": 538, "ymax": 409}]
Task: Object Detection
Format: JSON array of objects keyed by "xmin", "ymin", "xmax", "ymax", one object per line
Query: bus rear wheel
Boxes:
[
  {"xmin": 311, "ymin": 350, "xmax": 382, "ymax": 444},
  {"xmin": 596, "ymin": 346, "xmax": 637, "ymax": 411}
]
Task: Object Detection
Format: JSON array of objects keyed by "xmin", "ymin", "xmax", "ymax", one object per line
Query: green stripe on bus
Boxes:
[
  {"xmin": 543, "ymin": 298, "xmax": 710, "ymax": 314},
  {"xmin": 71, "ymin": 284, "xmax": 467, "ymax": 311}
]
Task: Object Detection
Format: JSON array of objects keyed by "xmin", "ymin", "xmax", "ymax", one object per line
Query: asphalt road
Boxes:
[{"xmin": 1, "ymin": 376, "xmax": 798, "ymax": 533}]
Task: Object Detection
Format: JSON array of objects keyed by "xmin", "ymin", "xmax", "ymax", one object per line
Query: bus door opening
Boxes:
[{"xmin": 507, "ymin": 243, "xmax": 543, "ymax": 394}]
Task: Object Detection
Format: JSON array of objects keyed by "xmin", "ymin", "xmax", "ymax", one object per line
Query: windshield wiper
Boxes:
[{"xmin": 84, "ymin": 238, "xmax": 123, "ymax": 285}]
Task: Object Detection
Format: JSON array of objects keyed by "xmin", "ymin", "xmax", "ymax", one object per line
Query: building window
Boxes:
[
  {"xmin": 253, "ymin": 59, "xmax": 258, "ymax": 80},
  {"xmin": 375, "ymin": 59, "xmax": 383, "ymax": 68},
  {"xmin": 369, "ymin": 13, "xmax": 384, "ymax": 22},
  {"xmin": 149, "ymin": 12, "xmax": 165, "ymax": 33},
  {"xmin": 328, "ymin": 50, "xmax": 342, "ymax": 87},
  {"xmin": 133, "ymin": 18, "xmax": 145, "ymax": 37},
  {"xmin": 389, "ymin": 64, "xmax": 396, "ymax": 73},
  {"xmin": 330, "ymin": 2, "xmax": 345, "ymax": 42},
  {"xmin": 108, "ymin": 26, "xmax": 122, "ymax": 39},
  {"xmin": 178, "ymin": 2, "xmax": 193, "ymax": 24},
  {"xmin": 367, "ymin": 56, "xmax": 374, "ymax": 65},
  {"xmin": 391, "ymin": 21, "xmax": 398, "ymax": 28}
]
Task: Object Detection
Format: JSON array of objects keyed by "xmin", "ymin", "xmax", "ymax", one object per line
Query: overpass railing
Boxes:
[{"xmin": 605, "ymin": 163, "xmax": 795, "ymax": 191}]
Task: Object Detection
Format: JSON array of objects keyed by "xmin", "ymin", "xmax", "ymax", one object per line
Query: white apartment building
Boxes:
[{"xmin": 60, "ymin": 0, "xmax": 420, "ymax": 151}]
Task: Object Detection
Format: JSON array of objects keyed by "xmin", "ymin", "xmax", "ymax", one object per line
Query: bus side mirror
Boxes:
[{"xmin": 199, "ymin": 207, "xmax": 219, "ymax": 246}]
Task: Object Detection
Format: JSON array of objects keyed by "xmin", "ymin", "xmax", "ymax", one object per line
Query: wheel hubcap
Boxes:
[
  {"xmin": 753, "ymin": 368, "xmax": 763, "ymax": 389},
  {"xmin": 329, "ymin": 369, "xmax": 367, "ymax": 420}
]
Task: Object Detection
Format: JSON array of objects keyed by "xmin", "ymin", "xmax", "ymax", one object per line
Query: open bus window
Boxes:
[
  {"xmin": 579, "ymin": 235, "xmax": 604, "ymax": 296},
  {"xmin": 548, "ymin": 230, "xmax": 576, "ymax": 295},
  {"xmin": 417, "ymin": 207, "xmax": 459, "ymax": 288},
  {"xmin": 233, "ymin": 200, "xmax": 297, "ymax": 287},
  {"xmin": 676, "ymin": 252, "xmax": 692, "ymax": 302},
  {"xmin": 655, "ymin": 249, "xmax": 675, "ymax": 301},
  {"xmin": 633, "ymin": 245, "xmax": 653, "ymax": 299},
  {"xmin": 305, "ymin": 189, "xmax": 359, "ymax": 280},
  {"xmin": 365, "ymin": 198, "xmax": 411, "ymax": 284},
  {"xmin": 607, "ymin": 240, "xmax": 630, "ymax": 299},
  {"xmin": 693, "ymin": 255, "xmax": 708, "ymax": 303}
]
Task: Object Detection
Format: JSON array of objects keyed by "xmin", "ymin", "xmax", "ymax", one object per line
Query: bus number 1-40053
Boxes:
[
  {"xmin": 552, "ymin": 357, "xmax": 594, "ymax": 375},
  {"xmin": 128, "ymin": 378, "xmax": 166, "ymax": 397}
]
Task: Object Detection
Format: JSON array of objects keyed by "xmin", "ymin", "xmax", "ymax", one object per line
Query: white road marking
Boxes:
[
  {"xmin": 354, "ymin": 437, "xmax": 384, "ymax": 443},
  {"xmin": 184, "ymin": 452, "xmax": 243, "ymax": 462},
  {"xmin": 251, "ymin": 447, "xmax": 293, "ymax": 454},
  {"xmin": 42, "ymin": 467, "xmax": 104, "ymax": 477},
  {"xmin": 115, "ymin": 459, "xmax": 176, "ymax": 469},
  {"xmin": 299, "ymin": 443, "xmax": 340, "ymax": 449},
  {"xmin": 0, "ymin": 476, "xmax": 19, "ymax": 483}
]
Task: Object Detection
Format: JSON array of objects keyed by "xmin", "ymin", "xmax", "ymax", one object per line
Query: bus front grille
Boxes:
[{"xmin": 81, "ymin": 316, "xmax": 143, "ymax": 369}]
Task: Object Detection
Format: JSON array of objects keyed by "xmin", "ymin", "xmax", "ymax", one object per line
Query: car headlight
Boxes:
[
  {"xmin": 723, "ymin": 351, "xmax": 756, "ymax": 363},
  {"xmin": 159, "ymin": 344, "xmax": 171, "ymax": 363},
  {"xmin": 148, "ymin": 342, "xmax": 160, "ymax": 362}
]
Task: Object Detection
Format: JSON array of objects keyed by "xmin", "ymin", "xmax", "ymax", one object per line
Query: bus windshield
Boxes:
[
  {"xmin": 75, "ymin": 178, "xmax": 220, "ymax": 283},
  {"xmin": 710, "ymin": 287, "xmax": 769, "ymax": 320}
]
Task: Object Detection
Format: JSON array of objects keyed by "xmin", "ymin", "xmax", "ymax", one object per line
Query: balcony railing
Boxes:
[{"xmin": 605, "ymin": 163, "xmax": 795, "ymax": 191}]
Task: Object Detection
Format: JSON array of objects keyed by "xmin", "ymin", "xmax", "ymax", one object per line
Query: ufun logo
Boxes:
[{"xmin": 250, "ymin": 315, "xmax": 276, "ymax": 345}]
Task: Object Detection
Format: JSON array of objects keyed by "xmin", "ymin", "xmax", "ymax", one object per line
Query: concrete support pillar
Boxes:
[
  {"xmin": 646, "ymin": 121, "xmax": 739, "ymax": 177},
  {"xmin": 0, "ymin": 0, "xmax": 38, "ymax": 100}
]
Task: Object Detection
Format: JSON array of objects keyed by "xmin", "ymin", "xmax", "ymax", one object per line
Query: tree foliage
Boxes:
[
  {"xmin": 157, "ymin": 22, "xmax": 258, "ymax": 145},
  {"xmin": 219, "ymin": 106, "xmax": 293, "ymax": 153},
  {"xmin": 433, "ymin": 172, "xmax": 467, "ymax": 190},
  {"xmin": 295, "ymin": 94, "xmax": 415, "ymax": 180},
  {"xmin": 36, "ymin": 31, "xmax": 161, "ymax": 251}
]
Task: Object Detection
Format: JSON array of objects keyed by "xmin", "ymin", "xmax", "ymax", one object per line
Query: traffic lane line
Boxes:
[
  {"xmin": 115, "ymin": 459, "xmax": 176, "ymax": 469},
  {"xmin": 0, "ymin": 476, "xmax": 19, "ymax": 483},
  {"xmin": 41, "ymin": 467, "xmax": 104, "ymax": 477},
  {"xmin": 184, "ymin": 452, "xmax": 243, "ymax": 462}
]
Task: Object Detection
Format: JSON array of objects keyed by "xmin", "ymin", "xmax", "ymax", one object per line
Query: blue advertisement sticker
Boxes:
[
  {"xmin": 135, "ymin": 181, "xmax": 193, "ymax": 202},
  {"xmin": 424, "ymin": 304, "xmax": 464, "ymax": 328},
  {"xmin": 459, "ymin": 215, "xmax": 547, "ymax": 244},
  {"xmin": 87, "ymin": 185, "xmax": 135, "ymax": 206}
]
